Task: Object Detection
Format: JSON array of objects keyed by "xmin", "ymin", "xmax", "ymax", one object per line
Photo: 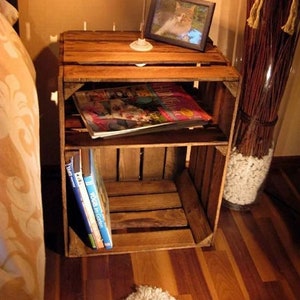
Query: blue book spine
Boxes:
[
  {"xmin": 65, "ymin": 160, "xmax": 97, "ymax": 249},
  {"xmin": 84, "ymin": 176, "xmax": 113, "ymax": 249}
]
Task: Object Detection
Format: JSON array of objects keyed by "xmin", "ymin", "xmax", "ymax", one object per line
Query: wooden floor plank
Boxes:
[
  {"xmin": 212, "ymin": 228, "xmax": 250, "ymax": 299},
  {"xmin": 59, "ymin": 257, "xmax": 83, "ymax": 300},
  {"xmin": 130, "ymin": 250, "xmax": 179, "ymax": 297},
  {"xmin": 256, "ymin": 217, "xmax": 300, "ymax": 298},
  {"xmin": 86, "ymin": 279, "xmax": 112, "ymax": 300},
  {"xmin": 252, "ymin": 195, "xmax": 300, "ymax": 275},
  {"xmin": 231, "ymin": 210, "xmax": 278, "ymax": 281},
  {"xmin": 263, "ymin": 281, "xmax": 297, "ymax": 300},
  {"xmin": 84, "ymin": 255, "xmax": 110, "ymax": 280},
  {"xmin": 194, "ymin": 248, "xmax": 220, "ymax": 300},
  {"xmin": 108, "ymin": 254, "xmax": 134, "ymax": 300},
  {"xmin": 203, "ymin": 250, "xmax": 246, "ymax": 300},
  {"xmin": 169, "ymin": 248, "xmax": 213, "ymax": 299},
  {"xmin": 265, "ymin": 168, "xmax": 300, "ymax": 214},
  {"xmin": 219, "ymin": 208, "xmax": 272, "ymax": 299},
  {"xmin": 44, "ymin": 249, "xmax": 60, "ymax": 300}
]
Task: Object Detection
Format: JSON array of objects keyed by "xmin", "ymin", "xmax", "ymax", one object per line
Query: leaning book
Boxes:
[
  {"xmin": 65, "ymin": 151, "xmax": 104, "ymax": 250},
  {"xmin": 73, "ymin": 83, "xmax": 212, "ymax": 139},
  {"xmin": 81, "ymin": 148, "xmax": 113, "ymax": 249}
]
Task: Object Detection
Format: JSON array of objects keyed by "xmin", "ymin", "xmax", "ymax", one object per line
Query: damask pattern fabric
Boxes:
[
  {"xmin": 0, "ymin": 0, "xmax": 18, "ymax": 25},
  {"xmin": 0, "ymin": 9, "xmax": 45, "ymax": 300}
]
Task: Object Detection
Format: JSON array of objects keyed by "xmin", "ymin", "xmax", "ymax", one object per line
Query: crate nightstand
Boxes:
[{"xmin": 58, "ymin": 31, "xmax": 240, "ymax": 257}]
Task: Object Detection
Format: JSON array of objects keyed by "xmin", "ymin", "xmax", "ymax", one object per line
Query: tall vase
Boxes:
[
  {"xmin": 223, "ymin": 0, "xmax": 299, "ymax": 209},
  {"xmin": 223, "ymin": 145, "xmax": 274, "ymax": 210}
]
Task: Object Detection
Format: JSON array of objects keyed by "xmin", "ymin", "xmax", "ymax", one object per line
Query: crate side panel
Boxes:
[
  {"xmin": 142, "ymin": 147, "xmax": 165, "ymax": 180},
  {"xmin": 118, "ymin": 148, "xmax": 141, "ymax": 181},
  {"xmin": 95, "ymin": 148, "xmax": 117, "ymax": 181},
  {"xmin": 164, "ymin": 147, "xmax": 186, "ymax": 180},
  {"xmin": 176, "ymin": 169, "xmax": 212, "ymax": 244},
  {"xmin": 206, "ymin": 146, "xmax": 227, "ymax": 229}
]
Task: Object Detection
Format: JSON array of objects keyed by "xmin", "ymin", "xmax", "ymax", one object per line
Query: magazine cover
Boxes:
[{"xmin": 73, "ymin": 83, "xmax": 211, "ymax": 138}]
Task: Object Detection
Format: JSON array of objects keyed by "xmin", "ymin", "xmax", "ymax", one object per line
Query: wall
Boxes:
[
  {"xmin": 18, "ymin": 0, "xmax": 145, "ymax": 166},
  {"xmin": 273, "ymin": 37, "xmax": 300, "ymax": 156},
  {"xmin": 17, "ymin": 0, "xmax": 299, "ymax": 165}
]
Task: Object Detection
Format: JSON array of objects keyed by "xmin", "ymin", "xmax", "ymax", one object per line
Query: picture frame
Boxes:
[{"xmin": 145, "ymin": 0, "xmax": 215, "ymax": 52}]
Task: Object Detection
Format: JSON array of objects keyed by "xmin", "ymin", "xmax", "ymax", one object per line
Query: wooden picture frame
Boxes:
[{"xmin": 145, "ymin": 0, "xmax": 215, "ymax": 51}]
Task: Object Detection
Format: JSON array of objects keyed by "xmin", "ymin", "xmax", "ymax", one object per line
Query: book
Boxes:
[
  {"xmin": 65, "ymin": 151, "xmax": 104, "ymax": 250},
  {"xmin": 81, "ymin": 149, "xmax": 113, "ymax": 249},
  {"xmin": 73, "ymin": 83, "xmax": 212, "ymax": 139}
]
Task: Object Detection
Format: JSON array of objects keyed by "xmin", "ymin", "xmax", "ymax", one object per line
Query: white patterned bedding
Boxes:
[{"xmin": 0, "ymin": 1, "xmax": 45, "ymax": 299}]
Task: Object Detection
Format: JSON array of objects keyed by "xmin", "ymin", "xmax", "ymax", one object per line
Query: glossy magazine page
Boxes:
[{"xmin": 73, "ymin": 83, "xmax": 211, "ymax": 139}]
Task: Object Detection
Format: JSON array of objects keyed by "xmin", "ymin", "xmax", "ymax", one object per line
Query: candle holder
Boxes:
[
  {"xmin": 130, "ymin": 0, "xmax": 153, "ymax": 52},
  {"xmin": 130, "ymin": 37, "xmax": 153, "ymax": 51}
]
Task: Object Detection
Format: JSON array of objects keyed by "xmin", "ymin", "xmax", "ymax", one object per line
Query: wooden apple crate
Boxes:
[{"xmin": 58, "ymin": 31, "xmax": 240, "ymax": 257}]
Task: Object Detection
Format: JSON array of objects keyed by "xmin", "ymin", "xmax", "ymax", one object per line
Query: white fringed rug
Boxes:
[{"xmin": 125, "ymin": 285, "xmax": 176, "ymax": 300}]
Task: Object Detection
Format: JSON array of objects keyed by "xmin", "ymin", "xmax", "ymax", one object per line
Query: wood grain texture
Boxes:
[
  {"xmin": 43, "ymin": 159, "xmax": 300, "ymax": 299},
  {"xmin": 63, "ymin": 65, "xmax": 240, "ymax": 83},
  {"xmin": 61, "ymin": 31, "xmax": 227, "ymax": 65}
]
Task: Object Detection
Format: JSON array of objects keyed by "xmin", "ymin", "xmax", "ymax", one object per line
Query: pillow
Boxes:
[{"xmin": 0, "ymin": 0, "xmax": 19, "ymax": 25}]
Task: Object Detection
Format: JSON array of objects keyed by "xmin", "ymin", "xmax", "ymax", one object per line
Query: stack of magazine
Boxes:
[
  {"xmin": 65, "ymin": 149, "xmax": 112, "ymax": 250},
  {"xmin": 73, "ymin": 82, "xmax": 212, "ymax": 139}
]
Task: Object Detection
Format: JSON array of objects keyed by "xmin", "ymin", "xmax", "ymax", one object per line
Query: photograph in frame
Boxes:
[{"xmin": 145, "ymin": 0, "xmax": 215, "ymax": 51}]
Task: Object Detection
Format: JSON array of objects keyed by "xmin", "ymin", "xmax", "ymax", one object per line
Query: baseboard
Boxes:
[{"xmin": 270, "ymin": 156, "xmax": 300, "ymax": 169}]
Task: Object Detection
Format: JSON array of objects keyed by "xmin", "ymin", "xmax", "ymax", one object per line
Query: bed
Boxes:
[{"xmin": 0, "ymin": 0, "xmax": 45, "ymax": 299}]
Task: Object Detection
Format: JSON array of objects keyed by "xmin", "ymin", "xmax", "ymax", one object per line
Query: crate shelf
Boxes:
[{"xmin": 58, "ymin": 31, "xmax": 240, "ymax": 257}]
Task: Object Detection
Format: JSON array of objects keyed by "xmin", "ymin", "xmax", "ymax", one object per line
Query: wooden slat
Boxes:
[
  {"xmin": 118, "ymin": 148, "xmax": 141, "ymax": 181},
  {"xmin": 187, "ymin": 144, "xmax": 199, "ymax": 178},
  {"xmin": 207, "ymin": 146, "xmax": 226, "ymax": 229},
  {"xmin": 216, "ymin": 83, "xmax": 237, "ymax": 137},
  {"xmin": 65, "ymin": 126, "xmax": 228, "ymax": 149},
  {"xmin": 63, "ymin": 82, "xmax": 84, "ymax": 99},
  {"xmin": 95, "ymin": 148, "xmax": 117, "ymax": 181},
  {"xmin": 63, "ymin": 48, "xmax": 225, "ymax": 65},
  {"xmin": 61, "ymin": 31, "xmax": 227, "ymax": 65},
  {"xmin": 63, "ymin": 65, "xmax": 240, "ymax": 82},
  {"xmin": 105, "ymin": 179, "xmax": 177, "ymax": 197},
  {"xmin": 68, "ymin": 229, "xmax": 196, "ymax": 256},
  {"xmin": 142, "ymin": 147, "xmax": 166, "ymax": 180},
  {"xmin": 201, "ymin": 146, "xmax": 215, "ymax": 209},
  {"xmin": 164, "ymin": 147, "xmax": 186, "ymax": 180},
  {"xmin": 65, "ymin": 115, "xmax": 83, "ymax": 130},
  {"xmin": 110, "ymin": 208, "xmax": 187, "ymax": 229},
  {"xmin": 109, "ymin": 192, "xmax": 182, "ymax": 212},
  {"xmin": 189, "ymin": 146, "xmax": 207, "ymax": 194},
  {"xmin": 176, "ymin": 169, "xmax": 212, "ymax": 244},
  {"xmin": 111, "ymin": 230, "xmax": 195, "ymax": 252}
]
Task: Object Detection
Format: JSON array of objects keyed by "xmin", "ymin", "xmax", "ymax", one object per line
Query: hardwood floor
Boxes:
[{"xmin": 42, "ymin": 158, "xmax": 300, "ymax": 300}]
